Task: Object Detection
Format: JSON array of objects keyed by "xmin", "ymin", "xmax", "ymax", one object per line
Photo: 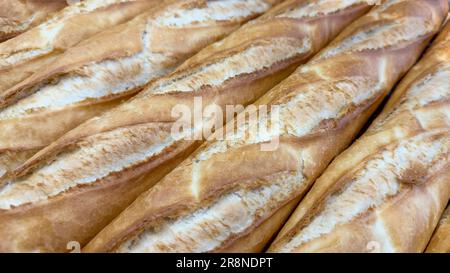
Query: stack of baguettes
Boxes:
[
  {"xmin": 0, "ymin": 0, "xmax": 279, "ymax": 180},
  {"xmin": 83, "ymin": 0, "xmax": 448, "ymax": 252},
  {"xmin": 0, "ymin": 0, "xmax": 160, "ymax": 94},
  {"xmin": 0, "ymin": 0, "xmax": 379, "ymax": 253},
  {"xmin": 0, "ymin": 0, "xmax": 448, "ymax": 253},
  {"xmin": 269, "ymin": 19, "xmax": 450, "ymax": 253}
]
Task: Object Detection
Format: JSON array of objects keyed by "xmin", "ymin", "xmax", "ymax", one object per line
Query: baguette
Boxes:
[
  {"xmin": 0, "ymin": 0, "xmax": 283, "ymax": 252},
  {"xmin": 0, "ymin": 0, "xmax": 67, "ymax": 42},
  {"xmin": 0, "ymin": 0, "xmax": 276, "ymax": 181},
  {"xmin": 269, "ymin": 19, "xmax": 450, "ymax": 253},
  {"xmin": 83, "ymin": 0, "xmax": 448, "ymax": 252},
  {"xmin": 0, "ymin": 0, "xmax": 159, "ymax": 95},
  {"xmin": 426, "ymin": 205, "xmax": 450, "ymax": 253}
]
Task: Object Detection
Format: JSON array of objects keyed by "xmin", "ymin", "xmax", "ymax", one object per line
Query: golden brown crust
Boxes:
[
  {"xmin": 426, "ymin": 205, "xmax": 450, "ymax": 253},
  {"xmin": 0, "ymin": 0, "xmax": 272, "ymax": 177},
  {"xmin": 83, "ymin": 0, "xmax": 447, "ymax": 253},
  {"xmin": 0, "ymin": 0, "xmax": 160, "ymax": 94},
  {"xmin": 217, "ymin": 197, "xmax": 302, "ymax": 253},
  {"xmin": 13, "ymin": 0, "xmax": 373, "ymax": 179},
  {"xmin": 0, "ymin": 0, "xmax": 67, "ymax": 42},
  {"xmin": 0, "ymin": 0, "xmax": 166, "ymax": 177},
  {"xmin": 0, "ymin": 0, "xmax": 282, "ymax": 252},
  {"xmin": 0, "ymin": 149, "xmax": 38, "ymax": 181},
  {"xmin": 0, "ymin": 141, "xmax": 199, "ymax": 252},
  {"xmin": 269, "ymin": 18, "xmax": 450, "ymax": 253}
]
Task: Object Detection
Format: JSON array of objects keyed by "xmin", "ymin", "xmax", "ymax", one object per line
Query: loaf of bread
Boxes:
[
  {"xmin": 83, "ymin": 0, "xmax": 448, "ymax": 252},
  {"xmin": 0, "ymin": 0, "xmax": 286, "ymax": 252},
  {"xmin": 0, "ymin": 0, "xmax": 159, "ymax": 177},
  {"xmin": 0, "ymin": 0, "xmax": 67, "ymax": 42},
  {"xmin": 0, "ymin": 0, "xmax": 276, "ymax": 181},
  {"xmin": 269, "ymin": 19, "xmax": 450, "ymax": 253},
  {"xmin": 426, "ymin": 205, "xmax": 450, "ymax": 253},
  {"xmin": 0, "ymin": 0, "xmax": 159, "ymax": 95}
]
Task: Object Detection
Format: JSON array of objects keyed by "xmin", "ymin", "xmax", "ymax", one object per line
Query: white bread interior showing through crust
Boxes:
[
  {"xmin": 150, "ymin": 37, "xmax": 311, "ymax": 95},
  {"xmin": 0, "ymin": 0, "xmax": 143, "ymax": 68},
  {"xmin": 278, "ymin": 133, "xmax": 449, "ymax": 252},
  {"xmin": 186, "ymin": 76, "xmax": 381, "ymax": 163},
  {"xmin": 4, "ymin": 0, "xmax": 373, "ymax": 210},
  {"xmin": 0, "ymin": 0, "xmax": 376, "ymax": 253},
  {"xmin": 1, "ymin": 36, "xmax": 308, "ymax": 120},
  {"xmin": 0, "ymin": 0, "xmax": 279, "ymax": 209},
  {"xmin": 0, "ymin": 0, "xmax": 285, "ymax": 253},
  {"xmin": 0, "ymin": 123, "xmax": 175, "ymax": 209},
  {"xmin": 154, "ymin": 0, "xmax": 271, "ymax": 26},
  {"xmin": 83, "ymin": 0, "xmax": 447, "ymax": 253},
  {"xmin": 0, "ymin": 0, "xmax": 271, "ymax": 114},
  {"xmin": 0, "ymin": 22, "xmax": 63, "ymax": 68},
  {"xmin": 0, "ymin": 0, "xmax": 159, "ymax": 96},
  {"xmin": 119, "ymin": 171, "xmax": 304, "ymax": 252},
  {"xmin": 0, "ymin": 0, "xmax": 167, "ymax": 175},
  {"xmin": 372, "ymin": 67, "xmax": 450, "ymax": 130},
  {"xmin": 0, "ymin": 0, "xmax": 276, "ymax": 186},
  {"xmin": 269, "ymin": 18, "xmax": 450, "ymax": 253},
  {"xmin": 0, "ymin": 29, "xmax": 166, "ymax": 120},
  {"xmin": 316, "ymin": 18, "xmax": 434, "ymax": 60}
]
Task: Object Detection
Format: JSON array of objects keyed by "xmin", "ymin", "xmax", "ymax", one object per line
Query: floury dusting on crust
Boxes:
[
  {"xmin": 0, "ymin": 27, "xmax": 168, "ymax": 120},
  {"xmin": 0, "ymin": 24, "xmax": 64, "ymax": 68},
  {"xmin": 372, "ymin": 66, "xmax": 450, "ymax": 130},
  {"xmin": 155, "ymin": 0, "xmax": 271, "ymax": 27},
  {"xmin": 110, "ymin": 0, "xmax": 447, "ymax": 252},
  {"xmin": 117, "ymin": 171, "xmax": 304, "ymax": 252},
  {"xmin": 0, "ymin": 123, "xmax": 177, "ymax": 210},
  {"xmin": 0, "ymin": 0, "xmax": 137, "ymax": 68},
  {"xmin": 316, "ymin": 18, "xmax": 434, "ymax": 61},
  {"xmin": 0, "ymin": 0, "xmax": 284, "ymax": 209},
  {"xmin": 277, "ymin": 0, "xmax": 378, "ymax": 19},
  {"xmin": 149, "ymin": 37, "xmax": 311, "ymax": 95},
  {"xmin": 0, "ymin": 0, "xmax": 275, "ymax": 119},
  {"xmin": 278, "ymin": 132, "xmax": 449, "ymax": 252}
]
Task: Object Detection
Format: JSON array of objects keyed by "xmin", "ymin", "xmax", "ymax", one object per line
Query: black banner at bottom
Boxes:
[{"xmin": 0, "ymin": 253, "xmax": 445, "ymax": 272}]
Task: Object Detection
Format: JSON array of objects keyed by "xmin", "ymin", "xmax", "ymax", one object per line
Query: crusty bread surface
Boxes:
[
  {"xmin": 84, "ymin": 0, "xmax": 448, "ymax": 252},
  {"xmin": 269, "ymin": 18, "xmax": 450, "ymax": 253},
  {"xmin": 0, "ymin": 0, "xmax": 284, "ymax": 252}
]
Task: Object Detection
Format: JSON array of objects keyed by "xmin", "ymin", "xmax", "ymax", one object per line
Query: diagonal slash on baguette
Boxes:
[{"xmin": 83, "ymin": 0, "xmax": 448, "ymax": 252}]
